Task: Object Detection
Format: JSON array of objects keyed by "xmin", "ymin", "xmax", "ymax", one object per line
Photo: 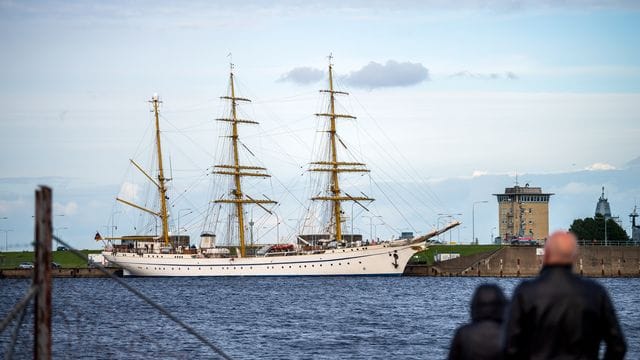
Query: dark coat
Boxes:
[
  {"xmin": 448, "ymin": 284, "xmax": 506, "ymax": 360},
  {"xmin": 503, "ymin": 265, "xmax": 627, "ymax": 360}
]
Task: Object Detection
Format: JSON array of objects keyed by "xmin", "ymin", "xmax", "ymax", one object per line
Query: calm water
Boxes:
[{"xmin": 1, "ymin": 276, "xmax": 638, "ymax": 359}]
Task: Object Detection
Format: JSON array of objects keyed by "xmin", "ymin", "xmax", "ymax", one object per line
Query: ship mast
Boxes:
[
  {"xmin": 214, "ymin": 64, "xmax": 276, "ymax": 257},
  {"xmin": 311, "ymin": 56, "xmax": 373, "ymax": 242},
  {"xmin": 152, "ymin": 95, "xmax": 171, "ymax": 247},
  {"xmin": 116, "ymin": 94, "xmax": 171, "ymax": 247}
]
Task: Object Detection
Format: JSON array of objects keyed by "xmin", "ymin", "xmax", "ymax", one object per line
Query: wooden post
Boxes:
[{"xmin": 34, "ymin": 186, "xmax": 52, "ymax": 360}]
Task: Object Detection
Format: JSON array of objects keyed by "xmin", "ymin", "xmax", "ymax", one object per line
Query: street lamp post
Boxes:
[
  {"xmin": 437, "ymin": 213, "xmax": 462, "ymax": 243},
  {"xmin": 177, "ymin": 208, "xmax": 192, "ymax": 237},
  {"xmin": 472, "ymin": 200, "xmax": 488, "ymax": 245},
  {"xmin": 363, "ymin": 215, "xmax": 382, "ymax": 243},
  {"xmin": 0, "ymin": 229, "xmax": 13, "ymax": 251},
  {"xmin": 102, "ymin": 225, "xmax": 117, "ymax": 239},
  {"xmin": 436, "ymin": 214, "xmax": 451, "ymax": 243},
  {"xmin": 0, "ymin": 217, "xmax": 8, "ymax": 251},
  {"xmin": 604, "ymin": 216, "xmax": 608, "ymax": 246}
]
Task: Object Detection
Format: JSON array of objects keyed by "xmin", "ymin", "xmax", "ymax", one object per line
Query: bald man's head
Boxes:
[{"xmin": 544, "ymin": 231, "xmax": 578, "ymax": 266}]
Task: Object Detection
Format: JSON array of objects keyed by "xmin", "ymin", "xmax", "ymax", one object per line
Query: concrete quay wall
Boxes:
[
  {"xmin": 404, "ymin": 246, "xmax": 640, "ymax": 277},
  {"xmin": 0, "ymin": 267, "xmax": 123, "ymax": 279}
]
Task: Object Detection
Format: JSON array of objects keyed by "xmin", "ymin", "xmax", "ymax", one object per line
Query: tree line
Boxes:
[{"xmin": 569, "ymin": 214, "xmax": 630, "ymax": 244}]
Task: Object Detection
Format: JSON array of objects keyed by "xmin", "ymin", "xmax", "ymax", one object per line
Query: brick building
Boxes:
[{"xmin": 494, "ymin": 184, "xmax": 553, "ymax": 243}]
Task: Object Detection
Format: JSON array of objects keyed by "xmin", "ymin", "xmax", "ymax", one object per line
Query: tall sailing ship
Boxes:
[{"xmin": 100, "ymin": 59, "xmax": 459, "ymax": 276}]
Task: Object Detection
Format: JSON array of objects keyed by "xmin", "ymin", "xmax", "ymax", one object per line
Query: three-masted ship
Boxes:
[{"xmin": 101, "ymin": 60, "xmax": 459, "ymax": 276}]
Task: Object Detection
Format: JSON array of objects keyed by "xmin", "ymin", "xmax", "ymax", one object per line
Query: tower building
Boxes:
[{"xmin": 494, "ymin": 183, "xmax": 553, "ymax": 243}]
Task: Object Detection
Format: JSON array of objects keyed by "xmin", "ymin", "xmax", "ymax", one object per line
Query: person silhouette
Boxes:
[
  {"xmin": 448, "ymin": 283, "xmax": 506, "ymax": 360},
  {"xmin": 503, "ymin": 230, "xmax": 626, "ymax": 359}
]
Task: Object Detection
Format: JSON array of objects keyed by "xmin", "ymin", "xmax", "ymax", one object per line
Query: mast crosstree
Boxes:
[
  {"xmin": 311, "ymin": 58, "xmax": 373, "ymax": 242},
  {"xmin": 214, "ymin": 65, "xmax": 276, "ymax": 257}
]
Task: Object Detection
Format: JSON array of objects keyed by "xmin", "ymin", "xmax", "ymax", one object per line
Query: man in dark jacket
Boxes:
[
  {"xmin": 448, "ymin": 283, "xmax": 506, "ymax": 360},
  {"xmin": 503, "ymin": 230, "xmax": 626, "ymax": 359}
]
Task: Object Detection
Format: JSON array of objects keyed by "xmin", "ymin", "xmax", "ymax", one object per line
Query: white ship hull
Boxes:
[{"xmin": 103, "ymin": 242, "xmax": 424, "ymax": 277}]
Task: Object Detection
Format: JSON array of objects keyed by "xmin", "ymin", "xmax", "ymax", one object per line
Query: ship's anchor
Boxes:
[{"xmin": 392, "ymin": 251, "xmax": 399, "ymax": 269}]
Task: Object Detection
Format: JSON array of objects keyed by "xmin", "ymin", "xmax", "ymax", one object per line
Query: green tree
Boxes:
[{"xmin": 569, "ymin": 215, "xmax": 630, "ymax": 244}]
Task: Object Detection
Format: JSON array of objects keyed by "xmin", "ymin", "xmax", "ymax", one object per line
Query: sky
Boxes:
[{"xmin": 0, "ymin": 0, "xmax": 639, "ymax": 250}]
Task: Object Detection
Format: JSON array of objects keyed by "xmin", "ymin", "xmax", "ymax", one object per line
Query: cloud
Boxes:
[
  {"xmin": 584, "ymin": 162, "xmax": 616, "ymax": 171},
  {"xmin": 54, "ymin": 201, "xmax": 78, "ymax": 216},
  {"xmin": 278, "ymin": 67, "xmax": 325, "ymax": 85},
  {"xmin": 343, "ymin": 60, "xmax": 430, "ymax": 89},
  {"xmin": 0, "ymin": 198, "xmax": 27, "ymax": 214},
  {"xmin": 549, "ymin": 182, "xmax": 603, "ymax": 195},
  {"xmin": 450, "ymin": 70, "xmax": 519, "ymax": 80},
  {"xmin": 471, "ymin": 170, "xmax": 488, "ymax": 178},
  {"xmin": 626, "ymin": 156, "xmax": 640, "ymax": 168},
  {"xmin": 118, "ymin": 182, "xmax": 139, "ymax": 201}
]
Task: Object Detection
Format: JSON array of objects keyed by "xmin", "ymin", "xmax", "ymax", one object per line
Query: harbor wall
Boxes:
[
  {"xmin": 0, "ymin": 267, "xmax": 123, "ymax": 279},
  {"xmin": 404, "ymin": 246, "xmax": 640, "ymax": 277}
]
